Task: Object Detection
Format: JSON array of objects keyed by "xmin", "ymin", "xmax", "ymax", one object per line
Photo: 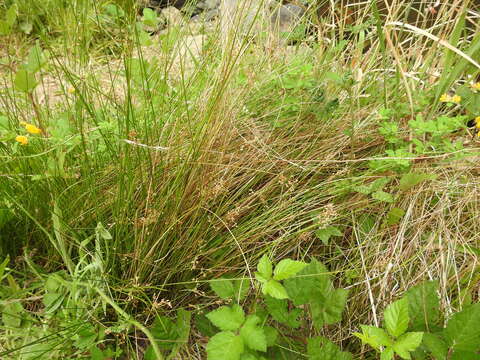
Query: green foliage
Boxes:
[{"xmin": 203, "ymin": 257, "xmax": 351, "ymax": 359}]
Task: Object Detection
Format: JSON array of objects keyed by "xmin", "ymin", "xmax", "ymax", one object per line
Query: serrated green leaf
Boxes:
[
  {"xmin": 354, "ymin": 325, "xmax": 393, "ymax": 350},
  {"xmin": 372, "ymin": 190, "xmax": 394, "ymax": 203},
  {"xmin": 444, "ymin": 303, "xmax": 480, "ymax": 352},
  {"xmin": 264, "ymin": 296, "xmax": 301, "ymax": 328},
  {"xmin": 399, "ymin": 173, "xmax": 436, "ymax": 191},
  {"xmin": 210, "ymin": 278, "xmax": 235, "ymax": 300},
  {"xmin": 393, "ymin": 332, "xmax": 423, "ymax": 359},
  {"xmin": 14, "ymin": 69, "xmax": 37, "ymax": 93},
  {"xmin": 384, "ymin": 298, "xmax": 409, "ymax": 338},
  {"xmin": 380, "ymin": 347, "xmax": 394, "ymax": 360},
  {"xmin": 263, "ymin": 326, "xmax": 278, "ymax": 347},
  {"xmin": 315, "ymin": 226, "xmax": 342, "ymax": 245},
  {"xmin": 264, "ymin": 280, "xmax": 288, "ymax": 299},
  {"xmin": 142, "ymin": 8, "xmax": 160, "ymax": 27},
  {"xmin": 273, "ymin": 259, "xmax": 307, "ymax": 281},
  {"xmin": 307, "ymin": 336, "xmax": 353, "ymax": 360},
  {"xmin": 257, "ymin": 255, "xmax": 272, "ymax": 279},
  {"xmin": 283, "ymin": 259, "xmax": 332, "ymax": 306},
  {"xmin": 150, "ymin": 315, "xmax": 178, "ymax": 349},
  {"xmin": 206, "ymin": 304, "xmax": 245, "ymax": 331},
  {"xmin": 422, "ymin": 332, "xmax": 447, "ymax": 360},
  {"xmin": 405, "ymin": 280, "xmax": 439, "ymax": 331},
  {"xmin": 311, "ymin": 288, "xmax": 348, "ymax": 328},
  {"xmin": 239, "ymin": 315, "xmax": 267, "ymax": 352},
  {"xmin": 207, "ymin": 331, "xmax": 244, "ymax": 360}
]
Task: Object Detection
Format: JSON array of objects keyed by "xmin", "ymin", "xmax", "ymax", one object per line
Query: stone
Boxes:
[{"xmin": 161, "ymin": 6, "xmax": 184, "ymax": 26}]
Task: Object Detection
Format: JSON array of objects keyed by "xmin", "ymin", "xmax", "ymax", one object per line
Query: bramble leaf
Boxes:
[
  {"xmin": 239, "ymin": 315, "xmax": 267, "ymax": 352},
  {"xmin": 393, "ymin": 332, "xmax": 423, "ymax": 359},
  {"xmin": 404, "ymin": 280, "xmax": 440, "ymax": 331},
  {"xmin": 206, "ymin": 305, "xmax": 245, "ymax": 331},
  {"xmin": 384, "ymin": 298, "xmax": 409, "ymax": 338},
  {"xmin": 206, "ymin": 331, "xmax": 244, "ymax": 360},
  {"xmin": 264, "ymin": 280, "xmax": 288, "ymax": 299},
  {"xmin": 307, "ymin": 336, "xmax": 353, "ymax": 360},
  {"xmin": 265, "ymin": 296, "xmax": 301, "ymax": 328},
  {"xmin": 273, "ymin": 259, "xmax": 307, "ymax": 281},
  {"xmin": 444, "ymin": 303, "xmax": 480, "ymax": 352},
  {"xmin": 354, "ymin": 325, "xmax": 393, "ymax": 350},
  {"xmin": 422, "ymin": 332, "xmax": 448, "ymax": 360},
  {"xmin": 257, "ymin": 255, "xmax": 272, "ymax": 279},
  {"xmin": 311, "ymin": 288, "xmax": 348, "ymax": 328},
  {"xmin": 380, "ymin": 348, "xmax": 394, "ymax": 360},
  {"xmin": 210, "ymin": 278, "xmax": 235, "ymax": 300}
]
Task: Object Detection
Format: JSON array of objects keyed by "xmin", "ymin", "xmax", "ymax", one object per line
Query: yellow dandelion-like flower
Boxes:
[
  {"xmin": 67, "ymin": 86, "xmax": 75, "ymax": 94},
  {"xmin": 440, "ymin": 94, "xmax": 461, "ymax": 103},
  {"xmin": 475, "ymin": 116, "xmax": 480, "ymax": 129},
  {"xmin": 470, "ymin": 82, "xmax": 480, "ymax": 92},
  {"xmin": 15, "ymin": 135, "xmax": 28, "ymax": 145},
  {"xmin": 24, "ymin": 123, "xmax": 42, "ymax": 134},
  {"xmin": 439, "ymin": 93, "xmax": 449, "ymax": 102},
  {"xmin": 451, "ymin": 95, "xmax": 461, "ymax": 103}
]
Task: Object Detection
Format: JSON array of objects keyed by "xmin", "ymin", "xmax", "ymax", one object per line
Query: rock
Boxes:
[
  {"xmin": 161, "ymin": 6, "xmax": 184, "ymax": 26},
  {"xmin": 271, "ymin": 3, "xmax": 305, "ymax": 33}
]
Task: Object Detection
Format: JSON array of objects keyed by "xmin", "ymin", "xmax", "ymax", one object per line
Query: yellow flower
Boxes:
[
  {"xmin": 439, "ymin": 93, "xmax": 461, "ymax": 103},
  {"xmin": 475, "ymin": 116, "xmax": 480, "ymax": 129},
  {"xmin": 439, "ymin": 94, "xmax": 449, "ymax": 102},
  {"xmin": 470, "ymin": 82, "xmax": 480, "ymax": 92},
  {"xmin": 451, "ymin": 95, "xmax": 461, "ymax": 103},
  {"xmin": 15, "ymin": 135, "xmax": 28, "ymax": 145},
  {"xmin": 67, "ymin": 86, "xmax": 75, "ymax": 94},
  {"xmin": 24, "ymin": 123, "xmax": 42, "ymax": 134}
]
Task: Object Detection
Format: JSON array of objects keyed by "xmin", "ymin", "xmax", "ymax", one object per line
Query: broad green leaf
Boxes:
[
  {"xmin": 2, "ymin": 301, "xmax": 23, "ymax": 328},
  {"xmin": 206, "ymin": 304, "xmax": 245, "ymax": 331},
  {"xmin": 444, "ymin": 303, "xmax": 480, "ymax": 352},
  {"xmin": 307, "ymin": 336, "xmax": 353, "ymax": 360},
  {"xmin": 264, "ymin": 280, "xmax": 288, "ymax": 299},
  {"xmin": 207, "ymin": 331, "xmax": 244, "ymax": 360},
  {"xmin": 239, "ymin": 315, "xmax": 267, "ymax": 352},
  {"xmin": 210, "ymin": 278, "xmax": 235, "ymax": 299},
  {"xmin": 405, "ymin": 280, "xmax": 440, "ymax": 331},
  {"xmin": 422, "ymin": 332, "xmax": 447, "ymax": 360},
  {"xmin": 25, "ymin": 44, "xmax": 47, "ymax": 73},
  {"xmin": 150, "ymin": 315, "xmax": 178, "ymax": 349},
  {"xmin": 399, "ymin": 173, "xmax": 436, "ymax": 191},
  {"xmin": 449, "ymin": 350, "xmax": 480, "ymax": 360},
  {"xmin": 273, "ymin": 259, "xmax": 307, "ymax": 281},
  {"xmin": 393, "ymin": 332, "xmax": 423, "ymax": 359},
  {"xmin": 283, "ymin": 259, "xmax": 332, "ymax": 306},
  {"xmin": 265, "ymin": 296, "xmax": 301, "ymax": 328},
  {"xmin": 263, "ymin": 326, "xmax": 278, "ymax": 347},
  {"xmin": 386, "ymin": 207, "xmax": 405, "ymax": 226},
  {"xmin": 372, "ymin": 190, "xmax": 394, "ymax": 203},
  {"xmin": 142, "ymin": 8, "xmax": 160, "ymax": 27},
  {"xmin": 310, "ymin": 288, "xmax": 348, "ymax": 328},
  {"xmin": 14, "ymin": 69, "xmax": 37, "ymax": 93},
  {"xmin": 195, "ymin": 314, "xmax": 217, "ymax": 337},
  {"xmin": 315, "ymin": 226, "xmax": 342, "ymax": 245},
  {"xmin": 380, "ymin": 348, "xmax": 394, "ymax": 360},
  {"xmin": 210, "ymin": 277, "xmax": 249, "ymax": 301},
  {"xmin": 384, "ymin": 298, "xmax": 409, "ymax": 338},
  {"xmin": 257, "ymin": 255, "xmax": 272, "ymax": 279},
  {"xmin": 354, "ymin": 325, "xmax": 393, "ymax": 350}
]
